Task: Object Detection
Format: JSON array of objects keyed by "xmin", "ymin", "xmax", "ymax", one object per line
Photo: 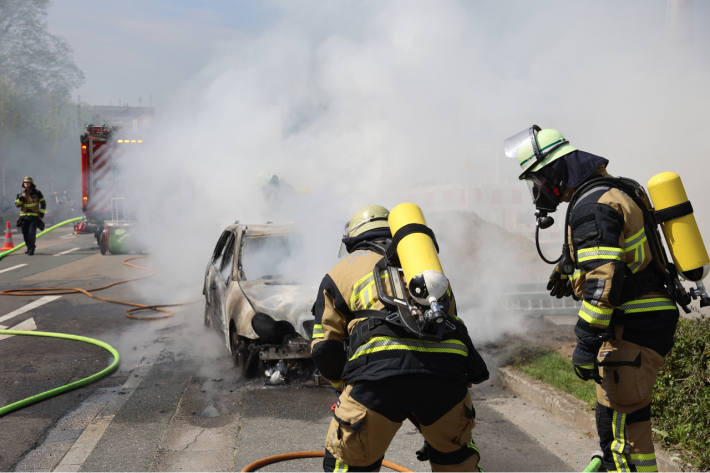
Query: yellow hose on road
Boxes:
[{"xmin": 0, "ymin": 330, "xmax": 119, "ymax": 417}]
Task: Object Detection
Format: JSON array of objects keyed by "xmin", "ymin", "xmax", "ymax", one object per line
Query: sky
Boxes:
[
  {"xmin": 43, "ymin": 0, "xmax": 710, "ymax": 343},
  {"xmin": 48, "ymin": 0, "xmax": 710, "ymax": 108}
]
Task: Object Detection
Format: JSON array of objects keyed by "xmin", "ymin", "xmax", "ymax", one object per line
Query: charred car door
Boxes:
[{"xmin": 204, "ymin": 230, "xmax": 233, "ymax": 330}]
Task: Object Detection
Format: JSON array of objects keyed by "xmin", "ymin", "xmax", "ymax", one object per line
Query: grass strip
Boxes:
[{"xmin": 510, "ymin": 347, "xmax": 597, "ymax": 409}]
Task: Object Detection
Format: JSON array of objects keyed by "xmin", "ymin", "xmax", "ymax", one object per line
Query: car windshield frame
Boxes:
[{"xmin": 238, "ymin": 229, "xmax": 302, "ymax": 283}]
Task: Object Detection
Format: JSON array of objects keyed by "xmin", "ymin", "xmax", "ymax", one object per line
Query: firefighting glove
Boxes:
[
  {"xmin": 572, "ymin": 342, "xmax": 602, "ymax": 384},
  {"xmin": 547, "ymin": 265, "xmax": 573, "ymax": 299}
]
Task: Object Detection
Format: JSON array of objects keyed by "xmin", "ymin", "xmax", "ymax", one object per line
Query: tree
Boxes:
[{"xmin": 0, "ymin": 0, "xmax": 84, "ymax": 199}]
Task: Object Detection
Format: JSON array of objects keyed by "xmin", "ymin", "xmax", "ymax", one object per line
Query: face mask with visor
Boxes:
[{"xmin": 504, "ymin": 124, "xmax": 570, "ymax": 266}]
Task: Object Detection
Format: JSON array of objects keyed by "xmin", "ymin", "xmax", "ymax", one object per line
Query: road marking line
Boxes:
[
  {"xmin": 0, "ymin": 317, "xmax": 37, "ymax": 340},
  {"xmin": 0, "ymin": 295, "xmax": 62, "ymax": 324},
  {"xmin": 61, "ymin": 233, "xmax": 77, "ymax": 240},
  {"xmin": 0, "ymin": 264, "xmax": 28, "ymax": 274},
  {"xmin": 54, "ymin": 247, "xmax": 80, "ymax": 256},
  {"xmin": 54, "ymin": 347, "xmax": 163, "ymax": 472}
]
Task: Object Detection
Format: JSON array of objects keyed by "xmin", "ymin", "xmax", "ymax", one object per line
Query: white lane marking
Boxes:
[
  {"xmin": 0, "ymin": 295, "xmax": 62, "ymax": 324},
  {"xmin": 55, "ymin": 346, "xmax": 163, "ymax": 472},
  {"xmin": 0, "ymin": 317, "xmax": 37, "ymax": 340},
  {"xmin": 0, "ymin": 264, "xmax": 28, "ymax": 274},
  {"xmin": 54, "ymin": 247, "xmax": 80, "ymax": 256},
  {"xmin": 61, "ymin": 233, "xmax": 77, "ymax": 240}
]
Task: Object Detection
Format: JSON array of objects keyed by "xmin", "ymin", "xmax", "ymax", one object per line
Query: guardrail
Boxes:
[{"xmin": 502, "ymin": 284, "xmax": 578, "ymax": 317}]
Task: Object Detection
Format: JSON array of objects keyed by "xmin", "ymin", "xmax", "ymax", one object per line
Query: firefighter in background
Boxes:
[
  {"xmin": 15, "ymin": 176, "xmax": 46, "ymax": 255},
  {"xmin": 311, "ymin": 205, "xmax": 489, "ymax": 472},
  {"xmin": 505, "ymin": 126, "xmax": 678, "ymax": 472}
]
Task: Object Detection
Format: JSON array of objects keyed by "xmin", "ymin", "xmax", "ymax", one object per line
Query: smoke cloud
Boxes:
[{"xmin": 107, "ymin": 0, "xmax": 710, "ymax": 346}]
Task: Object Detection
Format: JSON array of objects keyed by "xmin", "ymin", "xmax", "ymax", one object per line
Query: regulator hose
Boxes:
[
  {"xmin": 0, "ymin": 216, "xmax": 83, "ymax": 261},
  {"xmin": 0, "ymin": 329, "xmax": 119, "ymax": 417},
  {"xmin": 240, "ymin": 451, "xmax": 410, "ymax": 472}
]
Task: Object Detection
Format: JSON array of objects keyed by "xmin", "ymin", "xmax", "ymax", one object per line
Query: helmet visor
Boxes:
[
  {"xmin": 505, "ymin": 125, "xmax": 543, "ymax": 179},
  {"xmin": 504, "ymin": 127, "xmax": 533, "ymax": 159}
]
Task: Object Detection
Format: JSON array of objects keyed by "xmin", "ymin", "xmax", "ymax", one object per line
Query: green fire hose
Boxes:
[
  {"xmin": 0, "ymin": 330, "xmax": 119, "ymax": 417},
  {"xmin": 0, "ymin": 216, "xmax": 83, "ymax": 261},
  {"xmin": 583, "ymin": 454, "xmax": 603, "ymax": 472}
]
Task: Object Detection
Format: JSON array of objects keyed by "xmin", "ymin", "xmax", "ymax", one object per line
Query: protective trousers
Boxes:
[
  {"xmin": 595, "ymin": 326, "xmax": 664, "ymax": 472},
  {"xmin": 323, "ymin": 376, "xmax": 481, "ymax": 472},
  {"xmin": 20, "ymin": 217, "xmax": 39, "ymax": 252}
]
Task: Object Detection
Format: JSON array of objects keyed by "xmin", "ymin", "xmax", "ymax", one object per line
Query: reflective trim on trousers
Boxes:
[
  {"xmin": 349, "ymin": 336, "xmax": 468, "ymax": 361},
  {"xmin": 619, "ymin": 298, "xmax": 676, "ymax": 314},
  {"xmin": 630, "ymin": 452, "xmax": 658, "ymax": 472},
  {"xmin": 611, "ymin": 410, "xmax": 630, "ymax": 472},
  {"xmin": 334, "ymin": 459, "xmax": 349, "ymax": 472}
]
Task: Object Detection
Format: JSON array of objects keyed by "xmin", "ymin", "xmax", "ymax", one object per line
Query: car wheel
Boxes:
[
  {"xmin": 229, "ymin": 325, "xmax": 259, "ymax": 379},
  {"xmin": 242, "ymin": 348, "xmax": 260, "ymax": 379}
]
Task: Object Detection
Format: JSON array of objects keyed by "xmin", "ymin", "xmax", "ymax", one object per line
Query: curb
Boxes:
[{"xmin": 496, "ymin": 366, "xmax": 685, "ymax": 472}]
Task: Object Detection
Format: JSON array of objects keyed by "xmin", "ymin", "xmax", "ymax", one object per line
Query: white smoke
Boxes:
[{"xmin": 109, "ymin": 0, "xmax": 709, "ymax": 348}]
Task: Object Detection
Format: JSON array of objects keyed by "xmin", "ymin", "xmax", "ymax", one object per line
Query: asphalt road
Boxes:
[{"xmin": 0, "ymin": 227, "xmax": 599, "ymax": 472}]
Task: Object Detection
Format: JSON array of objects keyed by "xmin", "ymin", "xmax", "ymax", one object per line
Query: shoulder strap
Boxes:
[
  {"xmin": 564, "ymin": 176, "xmax": 691, "ymax": 311},
  {"xmin": 385, "ymin": 223, "xmax": 439, "ymax": 264}
]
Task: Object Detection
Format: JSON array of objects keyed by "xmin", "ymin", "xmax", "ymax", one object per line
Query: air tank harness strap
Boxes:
[
  {"xmin": 346, "ymin": 309, "xmax": 401, "ymax": 357},
  {"xmin": 654, "ymin": 201, "xmax": 693, "ymax": 223},
  {"xmin": 621, "ymin": 266, "xmax": 666, "ymax": 302},
  {"xmin": 385, "ymin": 223, "xmax": 439, "ymax": 264}
]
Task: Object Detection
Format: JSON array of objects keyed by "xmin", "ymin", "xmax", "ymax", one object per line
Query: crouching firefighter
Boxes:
[
  {"xmin": 311, "ymin": 204, "xmax": 489, "ymax": 472},
  {"xmin": 505, "ymin": 125, "xmax": 710, "ymax": 472}
]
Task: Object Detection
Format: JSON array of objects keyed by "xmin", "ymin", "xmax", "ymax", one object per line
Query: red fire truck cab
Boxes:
[{"xmin": 76, "ymin": 124, "xmax": 141, "ymax": 243}]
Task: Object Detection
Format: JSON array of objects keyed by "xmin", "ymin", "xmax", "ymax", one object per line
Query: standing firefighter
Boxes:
[
  {"xmin": 505, "ymin": 125, "xmax": 680, "ymax": 472},
  {"xmin": 15, "ymin": 176, "xmax": 46, "ymax": 255},
  {"xmin": 311, "ymin": 204, "xmax": 489, "ymax": 472}
]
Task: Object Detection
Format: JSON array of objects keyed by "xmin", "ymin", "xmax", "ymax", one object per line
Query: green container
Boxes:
[{"xmin": 107, "ymin": 222, "xmax": 137, "ymax": 254}]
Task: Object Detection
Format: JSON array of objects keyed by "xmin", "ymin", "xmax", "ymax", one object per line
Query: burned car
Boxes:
[{"xmin": 202, "ymin": 223, "xmax": 315, "ymax": 382}]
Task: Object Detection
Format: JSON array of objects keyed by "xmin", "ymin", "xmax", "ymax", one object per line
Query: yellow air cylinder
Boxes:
[
  {"xmin": 647, "ymin": 172, "xmax": 709, "ymax": 281},
  {"xmin": 388, "ymin": 203, "xmax": 447, "ymax": 303}
]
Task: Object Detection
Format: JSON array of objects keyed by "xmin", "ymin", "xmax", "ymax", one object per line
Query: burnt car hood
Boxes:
[{"xmin": 239, "ymin": 280, "xmax": 314, "ymax": 340}]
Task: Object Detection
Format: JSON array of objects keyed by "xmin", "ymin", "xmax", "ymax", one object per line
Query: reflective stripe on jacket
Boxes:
[
  {"xmin": 16, "ymin": 189, "xmax": 46, "ymax": 217},
  {"xmin": 567, "ymin": 176, "xmax": 671, "ymax": 329},
  {"xmin": 311, "ymin": 249, "xmax": 472, "ymax": 383}
]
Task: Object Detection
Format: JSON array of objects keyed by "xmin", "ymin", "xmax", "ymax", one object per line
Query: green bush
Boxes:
[{"xmin": 652, "ymin": 316, "xmax": 710, "ymax": 471}]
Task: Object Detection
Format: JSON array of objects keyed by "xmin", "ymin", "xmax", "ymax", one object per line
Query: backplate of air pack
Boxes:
[{"xmin": 372, "ymin": 257, "xmax": 456, "ymax": 340}]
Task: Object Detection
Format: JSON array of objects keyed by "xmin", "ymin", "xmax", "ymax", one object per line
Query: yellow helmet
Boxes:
[
  {"xmin": 23, "ymin": 176, "xmax": 34, "ymax": 183},
  {"xmin": 504, "ymin": 125, "xmax": 576, "ymax": 179},
  {"xmin": 345, "ymin": 205, "xmax": 390, "ymax": 238}
]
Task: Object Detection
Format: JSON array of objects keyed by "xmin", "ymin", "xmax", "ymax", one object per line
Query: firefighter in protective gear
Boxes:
[
  {"xmin": 312, "ymin": 204, "xmax": 489, "ymax": 472},
  {"xmin": 15, "ymin": 177, "xmax": 46, "ymax": 255},
  {"xmin": 506, "ymin": 126, "xmax": 678, "ymax": 472}
]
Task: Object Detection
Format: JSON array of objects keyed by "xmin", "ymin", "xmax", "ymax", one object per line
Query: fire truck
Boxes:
[{"xmin": 75, "ymin": 124, "xmax": 142, "ymax": 253}]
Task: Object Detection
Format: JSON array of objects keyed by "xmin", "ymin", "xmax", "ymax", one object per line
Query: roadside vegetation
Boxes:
[
  {"xmin": 651, "ymin": 316, "xmax": 709, "ymax": 471},
  {"xmin": 510, "ymin": 315, "xmax": 710, "ymax": 471},
  {"xmin": 509, "ymin": 346, "xmax": 596, "ymax": 408}
]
